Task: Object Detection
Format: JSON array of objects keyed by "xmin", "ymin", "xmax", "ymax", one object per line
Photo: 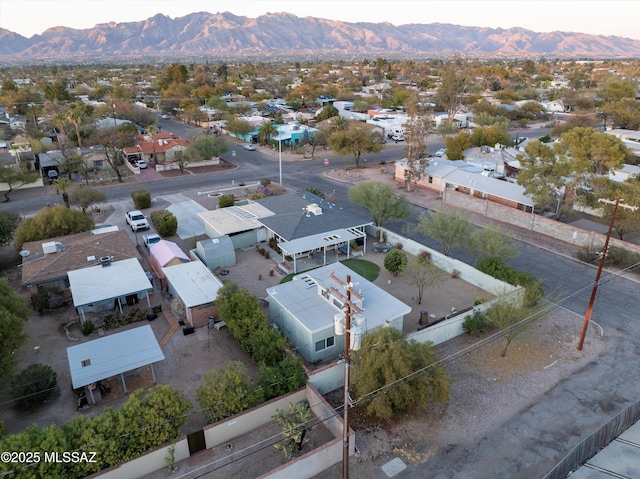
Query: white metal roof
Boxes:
[
  {"xmin": 67, "ymin": 325, "xmax": 164, "ymax": 389},
  {"xmin": 162, "ymin": 261, "xmax": 224, "ymax": 308},
  {"xmin": 68, "ymin": 258, "xmax": 152, "ymax": 307},
  {"xmin": 267, "ymin": 263, "xmax": 411, "ymax": 334},
  {"xmin": 279, "ymin": 228, "xmax": 363, "ymax": 256},
  {"xmin": 198, "ymin": 202, "xmax": 274, "ymax": 236}
]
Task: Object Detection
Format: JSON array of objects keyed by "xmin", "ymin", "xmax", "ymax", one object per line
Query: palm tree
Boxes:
[
  {"xmin": 66, "ymin": 102, "xmax": 85, "ymax": 148},
  {"xmin": 329, "ymin": 116, "xmax": 348, "ymax": 132},
  {"xmin": 258, "ymin": 120, "xmax": 279, "ymax": 146}
]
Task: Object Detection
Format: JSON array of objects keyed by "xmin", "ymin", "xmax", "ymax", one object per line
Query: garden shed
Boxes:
[{"xmin": 194, "ymin": 235, "xmax": 236, "ymax": 270}]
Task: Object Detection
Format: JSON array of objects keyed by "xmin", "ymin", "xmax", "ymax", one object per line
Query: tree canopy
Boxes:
[
  {"xmin": 352, "ymin": 327, "xmax": 450, "ymax": 420},
  {"xmin": 415, "ymin": 209, "xmax": 473, "ymax": 256},
  {"xmin": 327, "ymin": 125, "xmax": 383, "ymax": 168},
  {"xmin": 13, "ymin": 205, "xmax": 95, "ymax": 250},
  {"xmin": 0, "ymin": 210, "xmax": 20, "ymax": 246},
  {"xmin": 0, "ymin": 278, "xmax": 30, "ymax": 380},
  {"xmin": 187, "ymin": 134, "xmax": 229, "ymax": 160},
  {"xmin": 348, "ymin": 181, "xmax": 411, "ymax": 227}
]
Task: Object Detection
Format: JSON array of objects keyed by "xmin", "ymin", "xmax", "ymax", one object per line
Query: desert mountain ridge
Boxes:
[{"xmin": 1, "ymin": 11, "xmax": 639, "ymax": 62}]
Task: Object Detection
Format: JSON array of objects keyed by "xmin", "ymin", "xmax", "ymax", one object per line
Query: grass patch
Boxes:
[
  {"xmin": 340, "ymin": 259, "xmax": 380, "ymax": 282},
  {"xmin": 279, "ymin": 259, "xmax": 380, "ymax": 284}
]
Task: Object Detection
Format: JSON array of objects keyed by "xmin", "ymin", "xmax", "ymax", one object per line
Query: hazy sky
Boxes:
[{"xmin": 2, "ymin": 0, "xmax": 638, "ymax": 40}]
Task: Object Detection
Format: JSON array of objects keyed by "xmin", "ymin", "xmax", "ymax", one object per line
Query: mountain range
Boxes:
[{"xmin": 2, "ymin": 11, "xmax": 639, "ymax": 63}]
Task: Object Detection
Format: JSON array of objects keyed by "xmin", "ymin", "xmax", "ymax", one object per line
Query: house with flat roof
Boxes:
[{"xmin": 266, "ymin": 263, "xmax": 411, "ymax": 363}]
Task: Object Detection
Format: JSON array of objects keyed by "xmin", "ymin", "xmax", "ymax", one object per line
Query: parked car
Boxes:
[
  {"xmin": 391, "ymin": 134, "xmax": 404, "ymax": 142},
  {"xmin": 243, "ymin": 144, "xmax": 256, "ymax": 151},
  {"xmin": 435, "ymin": 148, "xmax": 447, "ymax": 157},
  {"xmin": 47, "ymin": 169, "xmax": 59, "ymax": 184},
  {"xmin": 136, "ymin": 159, "xmax": 148, "ymax": 169},
  {"xmin": 143, "ymin": 233, "xmax": 161, "ymax": 248},
  {"xmin": 125, "ymin": 210, "xmax": 150, "ymax": 232},
  {"xmin": 161, "ymin": 114, "xmax": 170, "ymax": 119}
]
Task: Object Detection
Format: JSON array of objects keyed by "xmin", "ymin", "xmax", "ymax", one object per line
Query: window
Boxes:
[
  {"xmin": 428, "ymin": 176, "xmax": 433, "ymax": 184},
  {"xmin": 315, "ymin": 336, "xmax": 336, "ymax": 352}
]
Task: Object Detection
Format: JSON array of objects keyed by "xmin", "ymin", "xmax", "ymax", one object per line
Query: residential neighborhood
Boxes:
[{"xmin": 1, "ymin": 17, "xmax": 640, "ymax": 479}]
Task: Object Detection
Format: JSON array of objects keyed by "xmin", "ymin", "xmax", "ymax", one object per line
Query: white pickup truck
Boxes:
[{"xmin": 125, "ymin": 210, "xmax": 150, "ymax": 232}]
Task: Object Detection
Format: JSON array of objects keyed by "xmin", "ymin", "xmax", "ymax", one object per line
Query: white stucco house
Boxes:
[{"xmin": 266, "ymin": 263, "xmax": 411, "ymax": 363}]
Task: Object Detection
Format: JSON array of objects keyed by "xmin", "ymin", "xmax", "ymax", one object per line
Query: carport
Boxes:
[
  {"xmin": 68, "ymin": 258, "xmax": 153, "ymax": 321},
  {"xmin": 66, "ymin": 325, "xmax": 165, "ymax": 404}
]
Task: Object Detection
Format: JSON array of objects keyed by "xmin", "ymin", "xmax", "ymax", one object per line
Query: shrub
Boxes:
[
  {"xmin": 463, "ymin": 310, "xmax": 489, "ymax": 336},
  {"xmin": 477, "ymin": 258, "xmax": 544, "ymax": 307},
  {"xmin": 81, "ymin": 320, "xmax": 95, "ymax": 336},
  {"xmin": 12, "ymin": 364, "xmax": 58, "ymax": 409},
  {"xmin": 384, "ymin": 249, "xmax": 408, "ymax": 276},
  {"xmin": 131, "ymin": 189, "xmax": 151, "ymax": 209},
  {"xmin": 150, "ymin": 209, "xmax": 178, "ymax": 237},
  {"xmin": 219, "ymin": 194, "xmax": 236, "ymax": 208},
  {"xmin": 260, "ymin": 178, "xmax": 271, "ymax": 186}
]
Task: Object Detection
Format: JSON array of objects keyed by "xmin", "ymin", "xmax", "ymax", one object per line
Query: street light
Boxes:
[
  {"xmin": 278, "ymin": 136, "xmax": 283, "ymax": 186},
  {"xmin": 111, "ymin": 103, "xmax": 117, "ymax": 129}
]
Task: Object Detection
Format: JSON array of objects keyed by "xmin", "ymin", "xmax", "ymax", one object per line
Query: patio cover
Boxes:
[
  {"xmin": 67, "ymin": 258, "xmax": 152, "ymax": 319},
  {"xmin": 278, "ymin": 227, "xmax": 366, "ymax": 273},
  {"xmin": 67, "ymin": 324, "xmax": 164, "ymax": 403}
]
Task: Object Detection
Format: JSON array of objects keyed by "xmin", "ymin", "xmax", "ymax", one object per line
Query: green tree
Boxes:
[
  {"xmin": 384, "ymin": 249, "xmax": 408, "ymax": 276},
  {"xmin": 352, "ymin": 327, "xmax": 450, "ymax": 420},
  {"xmin": 348, "ymin": 182, "xmax": 411, "ymax": 227},
  {"xmin": 416, "ymin": 209, "xmax": 473, "ymax": 256},
  {"xmin": 69, "ymin": 186, "xmax": 107, "ymax": 213},
  {"xmin": 258, "ymin": 120, "xmax": 279, "ymax": 145},
  {"xmin": 187, "ymin": 135, "xmax": 229, "ymax": 160},
  {"xmin": 224, "ymin": 117, "xmax": 253, "ymax": 137},
  {"xmin": 405, "ymin": 252, "xmax": 445, "ymax": 305},
  {"xmin": 485, "ymin": 299, "xmax": 528, "ymax": 357},
  {"xmin": 273, "ymin": 402, "xmax": 311, "ymax": 458},
  {"xmin": 11, "ymin": 363, "xmax": 57, "ymax": 410},
  {"xmin": 0, "ymin": 162, "xmax": 39, "ymax": 202},
  {"xmin": 150, "ymin": 210, "xmax": 178, "ymax": 237},
  {"xmin": 0, "ymin": 278, "xmax": 30, "ymax": 380},
  {"xmin": 435, "ymin": 59, "xmax": 468, "ymax": 122},
  {"xmin": 602, "ymin": 99, "xmax": 640, "ymax": 131},
  {"xmin": 444, "ymin": 131, "xmax": 472, "ymax": 160},
  {"xmin": 256, "ymin": 355, "xmax": 306, "ymax": 401},
  {"xmin": 196, "ymin": 361, "xmax": 260, "ymax": 423},
  {"xmin": 469, "ymin": 125, "xmax": 511, "ymax": 148},
  {"xmin": 0, "ymin": 211, "xmax": 20, "ymax": 246},
  {"xmin": 13, "ymin": 205, "xmax": 94, "ymax": 250},
  {"xmin": 468, "ymin": 225, "xmax": 518, "ymax": 263},
  {"xmin": 328, "ymin": 124, "xmax": 383, "ymax": 168},
  {"xmin": 316, "ymin": 104, "xmax": 339, "ymax": 121},
  {"xmin": 604, "ymin": 80, "xmax": 636, "ymax": 101},
  {"xmin": 516, "ymin": 140, "xmax": 570, "ymax": 216}
]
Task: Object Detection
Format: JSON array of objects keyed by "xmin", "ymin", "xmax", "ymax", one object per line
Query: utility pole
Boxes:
[
  {"xmin": 330, "ymin": 273, "xmax": 364, "ymax": 479},
  {"xmin": 577, "ymin": 198, "xmax": 638, "ymax": 350}
]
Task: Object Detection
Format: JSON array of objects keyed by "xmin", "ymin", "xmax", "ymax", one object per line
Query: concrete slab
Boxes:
[
  {"xmin": 381, "ymin": 457, "xmax": 407, "ymax": 477},
  {"xmin": 162, "ymin": 193, "xmax": 208, "ymax": 239}
]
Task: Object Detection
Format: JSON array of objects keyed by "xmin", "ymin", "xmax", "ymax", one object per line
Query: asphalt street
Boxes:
[{"xmin": 2, "ymin": 132, "xmax": 639, "ymax": 477}]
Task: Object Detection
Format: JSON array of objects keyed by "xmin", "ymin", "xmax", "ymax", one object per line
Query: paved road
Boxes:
[{"xmin": 3, "ymin": 130, "xmax": 638, "ymax": 478}]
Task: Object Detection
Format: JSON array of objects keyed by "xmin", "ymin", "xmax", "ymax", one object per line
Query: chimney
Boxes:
[{"xmin": 99, "ymin": 256, "xmax": 111, "ymax": 267}]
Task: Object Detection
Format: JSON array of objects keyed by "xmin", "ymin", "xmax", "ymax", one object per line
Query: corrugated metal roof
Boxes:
[{"xmin": 67, "ymin": 324, "xmax": 164, "ymax": 389}]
